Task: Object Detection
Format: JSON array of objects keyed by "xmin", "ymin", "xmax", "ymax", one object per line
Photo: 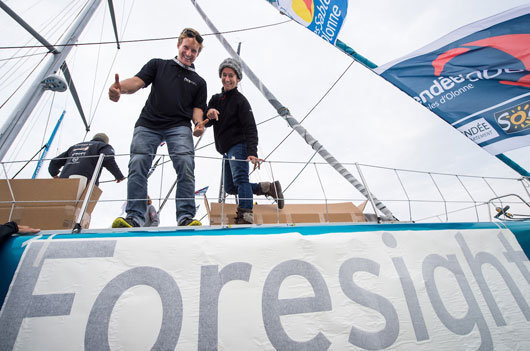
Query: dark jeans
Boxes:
[
  {"xmin": 223, "ymin": 143, "xmax": 258, "ymax": 210},
  {"xmin": 127, "ymin": 126, "xmax": 195, "ymax": 225}
]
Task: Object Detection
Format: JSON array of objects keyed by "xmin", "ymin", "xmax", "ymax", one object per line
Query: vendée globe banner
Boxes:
[
  {"xmin": 375, "ymin": 5, "xmax": 530, "ymax": 155},
  {"xmin": 272, "ymin": 0, "xmax": 348, "ymax": 44}
]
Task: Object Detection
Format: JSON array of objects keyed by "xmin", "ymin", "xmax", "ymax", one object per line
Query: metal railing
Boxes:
[{"xmin": 1, "ymin": 152, "xmax": 529, "ymax": 229}]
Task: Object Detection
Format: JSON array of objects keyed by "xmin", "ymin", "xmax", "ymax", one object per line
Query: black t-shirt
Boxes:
[{"xmin": 135, "ymin": 58, "xmax": 207, "ymax": 130}]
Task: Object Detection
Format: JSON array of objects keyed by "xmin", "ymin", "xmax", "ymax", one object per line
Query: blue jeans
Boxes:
[
  {"xmin": 223, "ymin": 143, "xmax": 259, "ymax": 210},
  {"xmin": 127, "ymin": 126, "xmax": 195, "ymax": 225}
]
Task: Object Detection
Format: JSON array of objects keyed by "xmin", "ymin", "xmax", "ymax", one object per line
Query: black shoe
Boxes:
[
  {"xmin": 112, "ymin": 217, "xmax": 139, "ymax": 228},
  {"xmin": 179, "ymin": 218, "xmax": 202, "ymax": 226}
]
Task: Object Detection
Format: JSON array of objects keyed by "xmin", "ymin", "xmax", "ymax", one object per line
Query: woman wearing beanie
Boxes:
[{"xmin": 199, "ymin": 58, "xmax": 284, "ymax": 224}]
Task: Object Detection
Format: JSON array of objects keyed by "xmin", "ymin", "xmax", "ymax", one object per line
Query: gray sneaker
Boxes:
[
  {"xmin": 258, "ymin": 181, "xmax": 284, "ymax": 209},
  {"xmin": 235, "ymin": 207, "xmax": 254, "ymax": 224}
]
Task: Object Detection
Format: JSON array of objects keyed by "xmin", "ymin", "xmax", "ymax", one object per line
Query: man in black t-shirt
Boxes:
[
  {"xmin": 49, "ymin": 133, "xmax": 125, "ymax": 186},
  {"xmin": 109, "ymin": 28, "xmax": 207, "ymax": 228}
]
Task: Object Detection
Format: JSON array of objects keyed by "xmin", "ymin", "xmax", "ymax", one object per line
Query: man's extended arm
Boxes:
[
  {"xmin": 108, "ymin": 74, "xmax": 146, "ymax": 102},
  {"xmin": 48, "ymin": 150, "xmax": 69, "ymax": 178},
  {"xmin": 101, "ymin": 145, "xmax": 125, "ymax": 182}
]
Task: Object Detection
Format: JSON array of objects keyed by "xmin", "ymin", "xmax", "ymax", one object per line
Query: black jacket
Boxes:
[
  {"xmin": 0, "ymin": 221, "xmax": 17, "ymax": 243},
  {"xmin": 206, "ymin": 88, "xmax": 258, "ymax": 157},
  {"xmin": 48, "ymin": 140, "xmax": 124, "ymax": 185}
]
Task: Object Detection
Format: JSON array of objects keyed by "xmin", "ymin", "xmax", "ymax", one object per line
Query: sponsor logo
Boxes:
[
  {"xmin": 72, "ymin": 146, "xmax": 89, "ymax": 152},
  {"xmin": 312, "ymin": 0, "xmax": 343, "ymax": 43},
  {"xmin": 457, "ymin": 117, "xmax": 499, "ymax": 143},
  {"xmin": 292, "ymin": 0, "xmax": 314, "ymax": 24},
  {"xmin": 494, "ymin": 100, "xmax": 530, "ymax": 134},
  {"xmin": 184, "ymin": 77, "xmax": 197, "ymax": 86},
  {"xmin": 278, "ymin": 0, "xmax": 345, "ymax": 43}
]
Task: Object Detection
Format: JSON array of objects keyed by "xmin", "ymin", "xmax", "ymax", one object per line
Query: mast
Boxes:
[
  {"xmin": 190, "ymin": 0, "xmax": 396, "ymax": 220},
  {"xmin": 0, "ymin": 0, "xmax": 104, "ymax": 161}
]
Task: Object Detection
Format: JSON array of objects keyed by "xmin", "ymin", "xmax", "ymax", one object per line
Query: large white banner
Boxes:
[{"xmin": 1, "ymin": 228, "xmax": 530, "ymax": 350}]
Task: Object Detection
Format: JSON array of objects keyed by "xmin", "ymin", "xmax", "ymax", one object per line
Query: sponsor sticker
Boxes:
[
  {"xmin": 494, "ymin": 100, "xmax": 530, "ymax": 134},
  {"xmin": 457, "ymin": 117, "xmax": 499, "ymax": 143}
]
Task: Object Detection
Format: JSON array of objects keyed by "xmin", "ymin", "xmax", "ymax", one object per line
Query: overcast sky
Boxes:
[{"xmin": 1, "ymin": 0, "xmax": 529, "ymax": 227}]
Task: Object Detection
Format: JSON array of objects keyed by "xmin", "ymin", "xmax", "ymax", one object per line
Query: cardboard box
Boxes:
[
  {"xmin": 206, "ymin": 197, "xmax": 366, "ymax": 225},
  {"xmin": 0, "ymin": 178, "xmax": 102, "ymax": 230}
]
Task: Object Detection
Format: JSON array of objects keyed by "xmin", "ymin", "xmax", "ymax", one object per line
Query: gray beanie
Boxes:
[
  {"xmin": 92, "ymin": 133, "xmax": 109, "ymax": 144},
  {"xmin": 218, "ymin": 58, "xmax": 242, "ymax": 80}
]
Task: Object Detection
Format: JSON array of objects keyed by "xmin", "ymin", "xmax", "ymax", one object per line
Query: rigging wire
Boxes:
[
  {"xmin": 0, "ymin": 43, "xmax": 44, "ymax": 89},
  {"xmin": 0, "ymin": 37, "xmax": 42, "ymax": 83},
  {"xmin": 0, "ymin": 51, "xmax": 48, "ymax": 62},
  {"xmin": 0, "ymin": 0, "xmax": 85, "ymax": 109},
  {"xmin": 12, "ymin": 0, "xmax": 83, "ymax": 63},
  {"xmin": 1, "ymin": 0, "xmax": 86, "ymax": 172},
  {"xmin": 5, "ymin": 92, "xmax": 53, "ymax": 174},
  {"xmin": 0, "ymin": 53, "xmax": 48, "ymax": 110},
  {"xmin": 88, "ymin": 0, "xmax": 109, "ymax": 120},
  {"xmin": 299, "ymin": 60, "xmax": 355, "ymax": 124},
  {"xmin": 39, "ymin": 92, "xmax": 56, "ymax": 156},
  {"xmin": 17, "ymin": 0, "xmax": 46, "ymax": 14},
  {"xmin": 87, "ymin": 0, "xmax": 137, "ymax": 129},
  {"xmin": 281, "ymin": 147, "xmax": 321, "ymax": 194},
  {"xmin": 0, "ymin": 20, "xmax": 292, "ymax": 50},
  {"xmin": 255, "ymin": 59, "xmax": 355, "ymax": 185},
  {"xmin": 53, "ymin": 0, "xmax": 88, "ymax": 47},
  {"xmin": 0, "ymin": 0, "xmax": 76, "ymax": 78}
]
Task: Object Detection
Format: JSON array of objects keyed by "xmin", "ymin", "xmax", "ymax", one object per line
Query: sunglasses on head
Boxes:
[{"xmin": 183, "ymin": 29, "xmax": 203, "ymax": 44}]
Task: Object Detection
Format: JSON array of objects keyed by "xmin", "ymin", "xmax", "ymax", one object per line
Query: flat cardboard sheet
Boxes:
[{"xmin": 206, "ymin": 198, "xmax": 365, "ymax": 225}]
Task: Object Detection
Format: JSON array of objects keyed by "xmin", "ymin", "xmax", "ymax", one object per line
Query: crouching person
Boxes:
[{"xmin": 198, "ymin": 58, "xmax": 284, "ymax": 224}]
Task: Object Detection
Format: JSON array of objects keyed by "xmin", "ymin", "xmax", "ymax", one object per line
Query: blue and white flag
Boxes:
[
  {"xmin": 272, "ymin": 0, "xmax": 348, "ymax": 44},
  {"xmin": 375, "ymin": 5, "xmax": 530, "ymax": 155},
  {"xmin": 195, "ymin": 186, "xmax": 209, "ymax": 196}
]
